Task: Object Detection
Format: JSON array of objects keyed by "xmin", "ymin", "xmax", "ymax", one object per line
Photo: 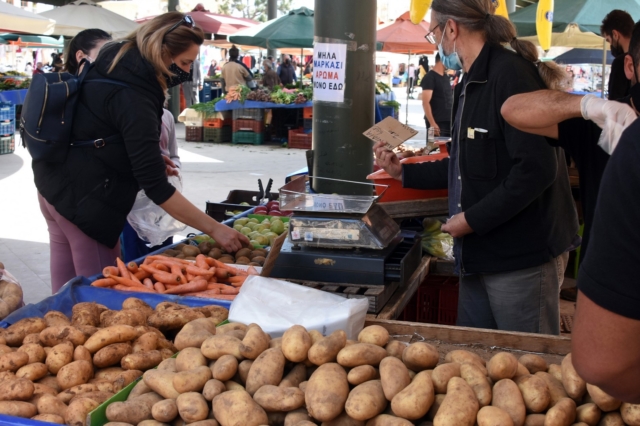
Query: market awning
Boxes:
[
  {"xmin": 0, "ymin": 1, "xmax": 56, "ymax": 35},
  {"xmin": 519, "ymin": 23, "xmax": 609, "ymax": 49},
  {"xmin": 137, "ymin": 12, "xmax": 257, "ymax": 36},
  {"xmin": 228, "ymin": 7, "xmax": 314, "ymax": 49},
  {"xmin": 0, "ymin": 33, "xmax": 64, "ymax": 48},
  {"xmin": 39, "ymin": 0, "xmax": 138, "ymax": 38},
  {"xmin": 554, "ymin": 48, "xmax": 614, "ymax": 65},
  {"xmin": 376, "ymin": 12, "xmax": 435, "ymax": 54}
]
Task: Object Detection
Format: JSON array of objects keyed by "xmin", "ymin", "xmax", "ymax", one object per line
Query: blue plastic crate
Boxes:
[
  {"xmin": 0, "ymin": 102, "xmax": 15, "ymax": 122},
  {"xmin": 379, "ymin": 105, "xmax": 399, "ymax": 120},
  {"xmin": 0, "ymin": 120, "xmax": 14, "ymax": 136}
]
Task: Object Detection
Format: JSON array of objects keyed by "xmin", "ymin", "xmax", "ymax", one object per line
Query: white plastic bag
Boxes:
[
  {"xmin": 127, "ymin": 175, "xmax": 187, "ymax": 247},
  {"xmin": 229, "ymin": 276, "xmax": 369, "ymax": 340},
  {"xmin": 0, "ymin": 266, "xmax": 25, "ymax": 320}
]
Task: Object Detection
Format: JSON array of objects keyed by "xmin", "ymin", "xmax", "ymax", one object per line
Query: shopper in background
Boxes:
[
  {"xmin": 207, "ymin": 59, "xmax": 218, "ymax": 76},
  {"xmin": 183, "ymin": 54, "xmax": 202, "ymax": 107},
  {"xmin": 407, "ymin": 63, "xmax": 417, "ymax": 98},
  {"xmin": 374, "ymin": 0, "xmax": 577, "ymax": 335},
  {"xmin": 421, "ymin": 53, "xmax": 453, "ymax": 137},
  {"xmin": 221, "ymin": 45, "xmax": 253, "ymax": 93},
  {"xmin": 24, "ymin": 62, "xmax": 33, "ymax": 74},
  {"xmin": 62, "ymin": 28, "xmax": 112, "ymax": 75},
  {"xmin": 33, "ymin": 62, "xmax": 45, "ymax": 76},
  {"xmin": 278, "ymin": 54, "xmax": 296, "ymax": 85},
  {"xmin": 261, "ymin": 59, "xmax": 281, "ymax": 90},
  {"xmin": 601, "ymin": 10, "xmax": 634, "ymax": 100},
  {"xmin": 33, "ymin": 13, "xmax": 250, "ymax": 293}
]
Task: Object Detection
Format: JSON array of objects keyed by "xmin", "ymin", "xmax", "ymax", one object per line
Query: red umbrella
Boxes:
[
  {"xmin": 377, "ymin": 12, "xmax": 435, "ymax": 54},
  {"xmin": 136, "ymin": 12, "xmax": 257, "ymax": 36}
]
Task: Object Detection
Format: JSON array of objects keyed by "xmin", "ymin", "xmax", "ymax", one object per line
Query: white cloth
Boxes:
[{"xmin": 580, "ymin": 94, "xmax": 637, "ymax": 154}]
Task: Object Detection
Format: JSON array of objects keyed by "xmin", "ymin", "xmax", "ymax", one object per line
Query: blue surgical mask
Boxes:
[{"xmin": 438, "ymin": 23, "xmax": 463, "ymax": 71}]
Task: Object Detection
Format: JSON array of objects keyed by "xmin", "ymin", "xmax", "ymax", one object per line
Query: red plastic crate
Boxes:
[
  {"xmin": 288, "ymin": 128, "xmax": 312, "ymax": 150},
  {"xmin": 400, "ymin": 275, "xmax": 459, "ymax": 325},
  {"xmin": 185, "ymin": 126, "xmax": 203, "ymax": 142},
  {"xmin": 204, "ymin": 118, "xmax": 224, "ymax": 128},
  {"xmin": 232, "ymin": 119, "xmax": 264, "ymax": 133},
  {"xmin": 303, "ymin": 107, "xmax": 313, "ymax": 119}
]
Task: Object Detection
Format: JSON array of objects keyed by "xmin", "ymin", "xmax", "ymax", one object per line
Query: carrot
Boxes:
[
  {"xmin": 195, "ymin": 254, "xmax": 209, "ymax": 269},
  {"xmin": 147, "ymin": 255, "xmax": 191, "ymax": 265},
  {"xmin": 134, "ymin": 270, "xmax": 151, "ymax": 280},
  {"xmin": 214, "ymin": 268, "xmax": 231, "ymax": 280},
  {"xmin": 143, "ymin": 278, "xmax": 154, "ymax": 289},
  {"xmin": 186, "ymin": 265, "xmax": 214, "ymax": 279},
  {"xmin": 163, "ymin": 279, "xmax": 208, "ymax": 295},
  {"xmin": 127, "ymin": 262, "xmax": 139, "ymax": 273},
  {"xmin": 207, "ymin": 277, "xmax": 218, "ymax": 284},
  {"xmin": 130, "ymin": 273, "xmax": 142, "ymax": 285},
  {"xmin": 113, "ymin": 284, "xmax": 156, "ymax": 293},
  {"xmin": 204, "ymin": 257, "xmax": 217, "ymax": 268},
  {"xmin": 116, "ymin": 257, "xmax": 131, "ymax": 279},
  {"xmin": 143, "ymin": 257, "xmax": 154, "ymax": 265},
  {"xmin": 152, "ymin": 272, "xmax": 182, "ymax": 285},
  {"xmin": 102, "ymin": 266, "xmax": 119, "ymax": 277},
  {"xmin": 111, "ymin": 275, "xmax": 148, "ymax": 288},
  {"xmin": 247, "ymin": 266, "xmax": 260, "ymax": 276},
  {"xmin": 206, "ymin": 283, "xmax": 230, "ymax": 290},
  {"xmin": 154, "ymin": 282, "xmax": 166, "ymax": 293},
  {"xmin": 220, "ymin": 286, "xmax": 239, "ymax": 295},
  {"xmin": 226, "ymin": 276, "xmax": 247, "ymax": 287},
  {"xmin": 171, "ymin": 264, "xmax": 187, "ymax": 283},
  {"xmin": 140, "ymin": 264, "xmax": 167, "ymax": 276},
  {"xmin": 203, "ymin": 287, "xmax": 222, "ymax": 294},
  {"xmin": 151, "ymin": 262, "xmax": 170, "ymax": 272},
  {"xmin": 186, "ymin": 273, "xmax": 196, "ymax": 282},
  {"xmin": 92, "ymin": 277, "xmax": 117, "ymax": 287},
  {"xmin": 183, "ymin": 292, "xmax": 237, "ymax": 300}
]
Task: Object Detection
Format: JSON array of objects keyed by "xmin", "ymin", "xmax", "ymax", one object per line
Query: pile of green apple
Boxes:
[{"xmin": 233, "ymin": 216, "xmax": 287, "ymax": 248}]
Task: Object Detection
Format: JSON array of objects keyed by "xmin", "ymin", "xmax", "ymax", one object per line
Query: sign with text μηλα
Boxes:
[{"xmin": 313, "ymin": 42, "xmax": 347, "ymax": 103}]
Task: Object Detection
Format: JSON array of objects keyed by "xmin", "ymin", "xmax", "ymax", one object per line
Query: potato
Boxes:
[
  {"xmin": 176, "ymin": 392, "xmax": 209, "ymax": 423},
  {"xmin": 57, "ymin": 360, "xmax": 94, "ymax": 391},
  {"xmin": 224, "ymin": 380, "xmax": 244, "ymax": 391},
  {"xmin": 238, "ymin": 360, "xmax": 253, "ymax": 384},
  {"xmin": 337, "ymin": 343, "xmax": 387, "ymax": 368},
  {"xmin": 152, "ymin": 399, "xmax": 178, "ymax": 423},
  {"xmin": 46, "ymin": 341, "xmax": 74, "ymax": 375},
  {"xmin": 23, "ymin": 333, "xmax": 42, "ymax": 345},
  {"xmin": 122, "ymin": 297, "xmax": 153, "ymax": 313},
  {"xmin": 445, "ymin": 349, "xmax": 486, "ymax": 367},
  {"xmin": 0, "ymin": 344, "xmax": 12, "ymax": 355},
  {"xmin": 586, "ymin": 384, "xmax": 621, "ymax": 412},
  {"xmin": 239, "ymin": 324, "xmax": 271, "ymax": 360},
  {"xmin": 384, "ymin": 340, "xmax": 406, "ymax": 360},
  {"xmin": 535, "ymin": 371, "xmax": 569, "ymax": 407},
  {"xmin": 0, "ymin": 351, "xmax": 29, "ymax": 372},
  {"xmin": 69, "ymin": 391, "xmax": 114, "ymax": 405},
  {"xmin": 133, "ymin": 332, "xmax": 158, "ymax": 353},
  {"xmin": 5, "ymin": 318, "xmax": 47, "ymax": 346},
  {"xmin": 514, "ymin": 374, "xmax": 551, "ymax": 413},
  {"xmin": 477, "ymin": 406, "xmax": 514, "ymax": 426},
  {"xmin": 279, "ymin": 363, "xmax": 307, "ymax": 388},
  {"xmin": 57, "ymin": 384, "xmax": 99, "ymax": 404},
  {"xmin": 106, "ymin": 399, "xmax": 152, "ymax": 425},
  {"xmin": 575, "ymin": 403, "xmax": 601, "ymax": 426},
  {"xmin": 147, "ymin": 309, "xmax": 205, "ymax": 331},
  {"xmin": 254, "ymin": 385, "xmax": 305, "ymax": 412},
  {"xmin": 390, "ymin": 370, "xmax": 434, "ymax": 420},
  {"xmin": 121, "ymin": 350, "xmax": 162, "ymax": 371},
  {"xmin": 548, "ymin": 364, "xmax": 563, "ymax": 382},
  {"xmin": 299, "ymin": 380, "xmax": 308, "ymax": 392},
  {"xmin": 432, "ymin": 362, "xmax": 461, "ymax": 394},
  {"xmin": 32, "ymin": 382, "xmax": 58, "ymax": 397},
  {"xmin": 201, "ymin": 335, "xmax": 244, "ymax": 361},
  {"xmin": 621, "ymin": 403, "xmax": 640, "ymax": 426},
  {"xmin": 71, "ymin": 302, "xmax": 105, "ymax": 327},
  {"xmin": 0, "ymin": 377, "xmax": 34, "ymax": 401},
  {"xmin": 211, "ymin": 355, "xmax": 238, "ymax": 382},
  {"xmin": 561, "ymin": 354, "xmax": 586, "ymax": 401},
  {"xmin": 128, "ymin": 379, "xmax": 152, "ymax": 400},
  {"xmin": 597, "ymin": 412, "xmax": 625, "ymax": 426},
  {"xmin": 43, "ymin": 311, "xmax": 70, "ymax": 328},
  {"xmin": 402, "ymin": 342, "xmax": 439, "ymax": 371},
  {"xmin": 173, "ymin": 365, "xmax": 212, "ymax": 393},
  {"xmin": 93, "ymin": 343, "xmax": 133, "ymax": 368},
  {"xmin": 84, "ymin": 325, "xmax": 139, "ymax": 354},
  {"xmin": 460, "ymin": 362, "xmax": 492, "ymax": 407},
  {"xmin": 433, "ymin": 376, "xmax": 479, "ymax": 426},
  {"xmin": 269, "ymin": 337, "xmax": 282, "ymax": 350},
  {"xmin": 32, "ymin": 414, "xmax": 65, "ymax": 424},
  {"xmin": 39, "ymin": 326, "xmax": 86, "ymax": 347},
  {"xmin": 73, "ymin": 345, "xmax": 92, "ymax": 363},
  {"xmin": 357, "ymin": 326, "xmax": 389, "ymax": 347},
  {"xmin": 245, "ymin": 348, "xmax": 286, "ymax": 395},
  {"xmin": 347, "ymin": 365, "xmax": 379, "ymax": 386},
  {"xmin": 427, "ymin": 393, "xmax": 446, "ymax": 421},
  {"xmin": 546, "ymin": 397, "xmax": 577, "ymax": 426},
  {"xmin": 196, "ymin": 305, "xmax": 228, "ymax": 325},
  {"xmin": 202, "ymin": 379, "xmax": 226, "ymax": 402},
  {"xmin": 143, "ymin": 370, "xmax": 180, "ymax": 399},
  {"xmin": 524, "ymin": 414, "xmax": 546, "ymax": 426},
  {"xmin": 17, "ymin": 343, "xmax": 46, "ymax": 364},
  {"xmin": 280, "ymin": 325, "xmax": 311, "ymax": 363},
  {"xmin": 215, "ymin": 323, "xmax": 247, "ymax": 336},
  {"xmin": 175, "ymin": 318, "xmax": 217, "ymax": 351},
  {"xmin": 321, "ymin": 410, "xmax": 365, "ymax": 425},
  {"xmin": 344, "ymin": 380, "xmax": 387, "ymax": 421},
  {"xmin": 487, "ymin": 352, "xmax": 518, "ymax": 382},
  {"xmin": 365, "ymin": 414, "xmax": 414, "ymax": 425},
  {"xmin": 157, "ymin": 357, "xmax": 178, "ymax": 373},
  {"xmin": 174, "ymin": 348, "xmax": 206, "ymax": 373},
  {"xmin": 284, "ymin": 408, "xmax": 313, "ymax": 426},
  {"xmin": 37, "ymin": 375, "xmax": 61, "ymax": 392},
  {"xmin": 101, "ymin": 309, "xmax": 148, "ymax": 328},
  {"xmin": 306, "ymin": 363, "xmax": 349, "ymax": 422},
  {"xmin": 65, "ymin": 397, "xmax": 99, "ymax": 426},
  {"xmin": 379, "ymin": 356, "xmax": 411, "ymax": 400},
  {"xmin": 16, "ymin": 362, "xmax": 49, "ymax": 381},
  {"xmin": 211, "ymin": 389, "xmax": 268, "ymax": 426},
  {"xmin": 113, "ymin": 370, "xmax": 144, "ymax": 392},
  {"xmin": 187, "ymin": 421, "xmax": 220, "ymax": 426},
  {"xmin": 159, "ymin": 348, "xmax": 174, "ymax": 360},
  {"xmin": 492, "ymin": 379, "xmax": 526, "ymax": 426},
  {"xmin": 90, "ymin": 380, "xmax": 115, "ymax": 394},
  {"xmin": 0, "ymin": 401, "xmax": 37, "ymax": 418},
  {"xmin": 308, "ymin": 330, "xmax": 347, "ymax": 365},
  {"xmin": 519, "ymin": 354, "xmax": 547, "ymax": 374}
]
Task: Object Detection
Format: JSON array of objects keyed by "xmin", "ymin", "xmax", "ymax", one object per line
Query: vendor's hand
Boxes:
[
  {"xmin": 162, "ymin": 155, "xmax": 180, "ymax": 177},
  {"xmin": 373, "ymin": 141, "xmax": 402, "ymax": 181},
  {"xmin": 432, "ymin": 125, "xmax": 441, "ymax": 137},
  {"xmin": 441, "ymin": 212, "xmax": 473, "ymax": 238},
  {"xmin": 209, "ymin": 223, "xmax": 251, "ymax": 253},
  {"xmin": 598, "ymin": 101, "xmax": 636, "ymax": 154}
]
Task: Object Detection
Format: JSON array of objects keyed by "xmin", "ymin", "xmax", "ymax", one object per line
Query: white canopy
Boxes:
[
  {"xmin": 0, "ymin": 1, "xmax": 56, "ymax": 35},
  {"xmin": 39, "ymin": 0, "xmax": 137, "ymax": 38}
]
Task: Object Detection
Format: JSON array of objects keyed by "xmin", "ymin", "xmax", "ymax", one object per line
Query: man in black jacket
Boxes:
[
  {"xmin": 374, "ymin": 0, "xmax": 578, "ymax": 335},
  {"xmin": 601, "ymin": 10, "xmax": 634, "ymax": 100}
]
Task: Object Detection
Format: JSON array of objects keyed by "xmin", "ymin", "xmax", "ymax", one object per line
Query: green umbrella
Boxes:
[
  {"xmin": 228, "ymin": 7, "xmax": 314, "ymax": 49},
  {"xmin": 0, "ymin": 33, "xmax": 64, "ymax": 47}
]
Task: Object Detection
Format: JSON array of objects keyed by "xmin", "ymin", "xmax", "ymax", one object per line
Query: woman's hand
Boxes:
[
  {"xmin": 209, "ymin": 222, "xmax": 251, "ymax": 253},
  {"xmin": 373, "ymin": 141, "xmax": 402, "ymax": 181},
  {"xmin": 162, "ymin": 155, "xmax": 180, "ymax": 177}
]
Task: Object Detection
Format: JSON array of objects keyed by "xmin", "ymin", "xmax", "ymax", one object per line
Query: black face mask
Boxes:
[
  {"xmin": 611, "ymin": 39, "xmax": 624, "ymax": 57},
  {"xmin": 165, "ymin": 63, "xmax": 192, "ymax": 88}
]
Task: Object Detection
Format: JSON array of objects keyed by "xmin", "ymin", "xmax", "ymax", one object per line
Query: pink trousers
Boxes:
[{"xmin": 38, "ymin": 193, "xmax": 120, "ymax": 293}]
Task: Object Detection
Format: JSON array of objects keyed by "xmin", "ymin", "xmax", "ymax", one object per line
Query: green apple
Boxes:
[
  {"xmin": 234, "ymin": 224, "xmax": 243, "ymax": 231},
  {"xmin": 235, "ymin": 218, "xmax": 249, "ymax": 226},
  {"xmin": 248, "ymin": 218, "xmax": 259, "ymax": 224},
  {"xmin": 255, "ymin": 235, "xmax": 269, "ymax": 245},
  {"xmin": 240, "ymin": 227, "xmax": 252, "ymax": 236},
  {"xmin": 270, "ymin": 220, "xmax": 285, "ymax": 235}
]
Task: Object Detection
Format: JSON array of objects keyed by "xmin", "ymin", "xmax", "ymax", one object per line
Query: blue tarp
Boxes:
[
  {"xmin": 0, "ymin": 89, "xmax": 27, "ymax": 105},
  {"xmin": 215, "ymin": 100, "xmax": 313, "ymax": 112}
]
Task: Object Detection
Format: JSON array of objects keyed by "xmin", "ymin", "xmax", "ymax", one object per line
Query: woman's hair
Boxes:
[
  {"xmin": 64, "ymin": 29, "xmax": 112, "ymax": 75},
  {"xmin": 108, "ymin": 12, "xmax": 204, "ymax": 91},
  {"xmin": 431, "ymin": 0, "xmax": 571, "ymax": 90}
]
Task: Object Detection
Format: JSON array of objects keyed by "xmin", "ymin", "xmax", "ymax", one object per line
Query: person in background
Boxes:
[
  {"xmin": 261, "ymin": 59, "xmax": 280, "ymax": 90},
  {"xmin": 278, "ymin": 54, "xmax": 296, "ymax": 85},
  {"xmin": 601, "ymin": 10, "xmax": 634, "ymax": 100},
  {"xmin": 386, "ymin": 61, "xmax": 394, "ymax": 86},
  {"xmin": 121, "ymin": 108, "xmax": 181, "ymax": 262},
  {"xmin": 62, "ymin": 29, "xmax": 112, "ymax": 75},
  {"xmin": 407, "ymin": 63, "xmax": 417, "ymax": 98},
  {"xmin": 374, "ymin": 0, "xmax": 578, "ymax": 335},
  {"xmin": 183, "ymin": 54, "xmax": 201, "ymax": 107},
  {"xmin": 25, "ymin": 62, "xmax": 33, "ymax": 74},
  {"xmin": 421, "ymin": 53, "xmax": 453, "ymax": 137},
  {"xmin": 220, "ymin": 45, "xmax": 252, "ymax": 93},
  {"xmin": 207, "ymin": 59, "xmax": 218, "ymax": 77},
  {"xmin": 33, "ymin": 62, "xmax": 45, "ymax": 76},
  {"xmin": 51, "ymin": 53, "xmax": 63, "ymax": 72}
]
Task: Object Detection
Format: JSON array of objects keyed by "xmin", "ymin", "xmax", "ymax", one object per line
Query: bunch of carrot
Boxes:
[{"xmin": 91, "ymin": 254, "xmax": 259, "ymax": 301}]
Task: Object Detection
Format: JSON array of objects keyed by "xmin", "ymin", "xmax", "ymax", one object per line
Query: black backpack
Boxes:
[{"xmin": 20, "ymin": 60, "xmax": 128, "ymax": 163}]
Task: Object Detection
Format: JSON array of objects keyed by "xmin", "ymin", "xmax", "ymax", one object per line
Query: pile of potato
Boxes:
[
  {"xmin": 160, "ymin": 241, "xmax": 269, "ymax": 267},
  {"xmin": 101, "ymin": 322, "xmax": 640, "ymax": 426},
  {"xmin": 0, "ymin": 298, "xmax": 228, "ymax": 426}
]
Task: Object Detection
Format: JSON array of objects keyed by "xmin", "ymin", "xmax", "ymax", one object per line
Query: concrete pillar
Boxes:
[
  {"xmin": 267, "ymin": 0, "xmax": 278, "ymax": 60},
  {"xmin": 312, "ymin": 0, "xmax": 377, "ymax": 195},
  {"xmin": 167, "ymin": 0, "xmax": 180, "ymax": 122}
]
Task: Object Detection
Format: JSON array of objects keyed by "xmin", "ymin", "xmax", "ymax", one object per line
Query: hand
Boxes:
[
  {"xmin": 441, "ymin": 212, "xmax": 474, "ymax": 238},
  {"xmin": 432, "ymin": 125, "xmax": 441, "ymax": 137},
  {"xmin": 373, "ymin": 141, "xmax": 402, "ymax": 181},
  {"xmin": 209, "ymin": 223, "xmax": 251, "ymax": 254},
  {"xmin": 598, "ymin": 101, "xmax": 637, "ymax": 154},
  {"xmin": 162, "ymin": 155, "xmax": 180, "ymax": 177}
]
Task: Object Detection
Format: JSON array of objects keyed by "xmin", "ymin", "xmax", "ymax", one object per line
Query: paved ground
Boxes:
[{"xmin": 0, "ymin": 88, "xmax": 428, "ymax": 304}]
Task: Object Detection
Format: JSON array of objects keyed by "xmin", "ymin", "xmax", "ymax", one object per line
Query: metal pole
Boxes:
[
  {"xmin": 312, "ymin": 0, "xmax": 377, "ymax": 195},
  {"xmin": 602, "ymin": 38, "xmax": 607, "ymax": 99},
  {"xmin": 505, "ymin": 0, "xmax": 516, "ymax": 14},
  {"xmin": 267, "ymin": 0, "xmax": 278, "ymax": 60},
  {"xmin": 405, "ymin": 50, "xmax": 411, "ymax": 125},
  {"xmin": 167, "ymin": 0, "xmax": 180, "ymax": 122}
]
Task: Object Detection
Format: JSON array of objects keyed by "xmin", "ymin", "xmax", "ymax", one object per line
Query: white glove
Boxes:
[{"xmin": 581, "ymin": 94, "xmax": 637, "ymax": 155}]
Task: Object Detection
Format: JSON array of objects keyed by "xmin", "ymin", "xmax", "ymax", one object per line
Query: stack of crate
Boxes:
[
  {"xmin": 288, "ymin": 107, "xmax": 312, "ymax": 150},
  {"xmin": 203, "ymin": 114, "xmax": 232, "ymax": 143},
  {"xmin": 0, "ymin": 102, "xmax": 15, "ymax": 155},
  {"xmin": 184, "ymin": 109, "xmax": 204, "ymax": 142},
  {"xmin": 231, "ymin": 108, "xmax": 265, "ymax": 145}
]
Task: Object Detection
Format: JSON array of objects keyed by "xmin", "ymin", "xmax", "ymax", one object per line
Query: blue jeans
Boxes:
[{"xmin": 456, "ymin": 254, "xmax": 568, "ymax": 335}]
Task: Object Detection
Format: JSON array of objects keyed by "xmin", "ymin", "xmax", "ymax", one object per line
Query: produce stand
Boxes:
[{"xmin": 214, "ymin": 99, "xmax": 313, "ymax": 112}]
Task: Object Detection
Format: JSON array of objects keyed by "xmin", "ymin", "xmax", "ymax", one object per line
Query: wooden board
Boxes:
[
  {"xmin": 379, "ymin": 197, "xmax": 449, "ymax": 218},
  {"xmin": 292, "ymin": 280, "xmax": 399, "ymax": 314},
  {"xmin": 260, "ymin": 229, "xmax": 288, "ymax": 277}
]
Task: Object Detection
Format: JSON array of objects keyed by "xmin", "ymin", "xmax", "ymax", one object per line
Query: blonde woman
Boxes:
[{"xmin": 33, "ymin": 12, "xmax": 249, "ymax": 292}]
